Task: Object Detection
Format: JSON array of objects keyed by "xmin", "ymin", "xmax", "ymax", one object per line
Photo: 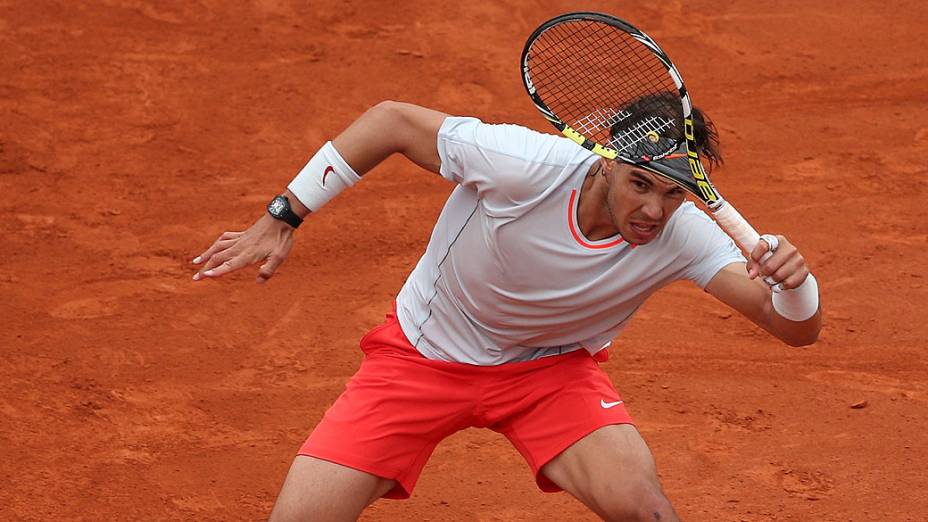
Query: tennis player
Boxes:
[{"xmin": 193, "ymin": 101, "xmax": 821, "ymax": 521}]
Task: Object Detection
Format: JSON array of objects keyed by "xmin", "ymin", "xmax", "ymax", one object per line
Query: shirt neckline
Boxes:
[{"xmin": 567, "ymin": 187, "xmax": 631, "ymax": 250}]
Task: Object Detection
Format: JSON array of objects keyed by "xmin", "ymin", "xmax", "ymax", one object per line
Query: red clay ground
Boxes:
[{"xmin": 2, "ymin": 1, "xmax": 927, "ymax": 520}]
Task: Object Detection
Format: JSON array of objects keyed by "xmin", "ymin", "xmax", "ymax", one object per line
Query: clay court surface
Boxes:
[{"xmin": 2, "ymin": 1, "xmax": 926, "ymax": 520}]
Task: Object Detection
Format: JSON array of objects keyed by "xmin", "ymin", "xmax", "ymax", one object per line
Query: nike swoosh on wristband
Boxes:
[
  {"xmin": 322, "ymin": 165, "xmax": 335, "ymax": 186},
  {"xmin": 600, "ymin": 399, "xmax": 624, "ymax": 409}
]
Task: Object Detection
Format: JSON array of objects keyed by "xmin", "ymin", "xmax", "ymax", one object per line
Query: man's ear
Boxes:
[{"xmin": 599, "ymin": 157, "xmax": 616, "ymax": 174}]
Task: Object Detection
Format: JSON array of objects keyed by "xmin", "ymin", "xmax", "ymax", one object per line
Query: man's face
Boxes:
[{"xmin": 605, "ymin": 161, "xmax": 687, "ymax": 245}]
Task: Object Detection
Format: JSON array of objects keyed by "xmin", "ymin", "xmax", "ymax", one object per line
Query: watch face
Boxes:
[{"xmin": 268, "ymin": 197, "xmax": 287, "ymax": 217}]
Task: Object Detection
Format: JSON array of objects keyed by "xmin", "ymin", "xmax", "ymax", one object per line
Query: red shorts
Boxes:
[{"xmin": 299, "ymin": 309, "xmax": 634, "ymax": 499}]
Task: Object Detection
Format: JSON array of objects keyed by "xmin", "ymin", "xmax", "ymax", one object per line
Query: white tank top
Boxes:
[{"xmin": 395, "ymin": 117, "xmax": 744, "ymax": 365}]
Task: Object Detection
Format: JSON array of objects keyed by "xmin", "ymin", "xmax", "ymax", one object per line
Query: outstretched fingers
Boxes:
[
  {"xmin": 193, "ymin": 246, "xmax": 253, "ymax": 281},
  {"xmin": 193, "ymin": 231, "xmax": 244, "ymax": 265},
  {"xmin": 199, "ymin": 256, "xmax": 250, "ymax": 279},
  {"xmin": 192, "ymin": 215, "xmax": 297, "ymax": 283}
]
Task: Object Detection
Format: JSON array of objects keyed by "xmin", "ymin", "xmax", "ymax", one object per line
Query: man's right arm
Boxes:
[
  {"xmin": 332, "ymin": 101, "xmax": 447, "ymax": 176},
  {"xmin": 191, "ymin": 101, "xmax": 449, "ymax": 283}
]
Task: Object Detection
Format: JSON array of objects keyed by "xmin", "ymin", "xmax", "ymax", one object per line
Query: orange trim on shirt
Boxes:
[{"xmin": 567, "ymin": 189, "xmax": 625, "ymax": 250}]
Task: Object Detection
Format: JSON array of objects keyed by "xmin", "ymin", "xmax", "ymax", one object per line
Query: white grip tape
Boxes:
[
  {"xmin": 712, "ymin": 201, "xmax": 776, "ymax": 260},
  {"xmin": 759, "ymin": 234, "xmax": 778, "ymax": 253},
  {"xmin": 711, "ymin": 201, "xmax": 760, "ymax": 254},
  {"xmin": 771, "ymin": 274, "xmax": 820, "ymax": 321},
  {"xmin": 287, "ymin": 141, "xmax": 361, "ymax": 212}
]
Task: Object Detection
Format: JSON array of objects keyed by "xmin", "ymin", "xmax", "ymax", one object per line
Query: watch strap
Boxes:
[{"xmin": 279, "ymin": 207, "xmax": 302, "ymax": 228}]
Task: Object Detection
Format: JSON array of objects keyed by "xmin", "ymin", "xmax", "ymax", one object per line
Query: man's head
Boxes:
[
  {"xmin": 599, "ymin": 96, "xmax": 722, "ymax": 245},
  {"xmin": 598, "ymin": 160, "xmax": 687, "ymax": 245}
]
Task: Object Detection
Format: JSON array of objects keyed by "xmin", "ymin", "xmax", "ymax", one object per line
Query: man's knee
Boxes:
[{"xmin": 589, "ymin": 477, "xmax": 676, "ymax": 522}]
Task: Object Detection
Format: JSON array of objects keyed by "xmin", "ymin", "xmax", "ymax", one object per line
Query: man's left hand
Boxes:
[{"xmin": 747, "ymin": 234, "xmax": 810, "ymax": 291}]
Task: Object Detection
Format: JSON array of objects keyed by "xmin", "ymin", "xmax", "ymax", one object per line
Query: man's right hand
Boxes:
[{"xmin": 192, "ymin": 213, "xmax": 295, "ymax": 284}]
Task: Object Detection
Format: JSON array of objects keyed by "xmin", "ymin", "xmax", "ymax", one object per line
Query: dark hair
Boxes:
[
  {"xmin": 691, "ymin": 106, "xmax": 722, "ymax": 171},
  {"xmin": 610, "ymin": 92, "xmax": 723, "ymax": 172}
]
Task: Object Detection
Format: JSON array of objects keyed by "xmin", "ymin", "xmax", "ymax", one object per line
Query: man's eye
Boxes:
[{"xmin": 632, "ymin": 180, "xmax": 647, "ymax": 190}]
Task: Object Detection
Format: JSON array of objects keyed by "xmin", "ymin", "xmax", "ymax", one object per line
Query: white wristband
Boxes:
[
  {"xmin": 771, "ymin": 273, "xmax": 819, "ymax": 322},
  {"xmin": 287, "ymin": 141, "xmax": 361, "ymax": 212}
]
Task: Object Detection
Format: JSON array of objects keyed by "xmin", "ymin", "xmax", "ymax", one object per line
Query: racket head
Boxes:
[{"xmin": 521, "ymin": 12, "xmax": 721, "ymax": 204}]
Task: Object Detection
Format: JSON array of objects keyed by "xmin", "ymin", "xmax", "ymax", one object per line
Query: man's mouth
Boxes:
[{"xmin": 629, "ymin": 221, "xmax": 659, "ymax": 240}]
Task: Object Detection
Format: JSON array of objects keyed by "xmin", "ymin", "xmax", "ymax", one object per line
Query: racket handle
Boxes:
[{"xmin": 710, "ymin": 199, "xmax": 762, "ymax": 255}]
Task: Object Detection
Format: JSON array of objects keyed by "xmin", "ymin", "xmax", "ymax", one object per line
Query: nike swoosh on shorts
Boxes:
[{"xmin": 600, "ymin": 399, "xmax": 624, "ymax": 409}]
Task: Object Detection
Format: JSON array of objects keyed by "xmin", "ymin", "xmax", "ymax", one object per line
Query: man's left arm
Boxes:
[{"xmin": 704, "ymin": 235, "xmax": 822, "ymax": 347}]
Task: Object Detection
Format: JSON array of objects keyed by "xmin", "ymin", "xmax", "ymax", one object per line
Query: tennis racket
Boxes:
[{"xmin": 520, "ymin": 11, "xmax": 766, "ymax": 258}]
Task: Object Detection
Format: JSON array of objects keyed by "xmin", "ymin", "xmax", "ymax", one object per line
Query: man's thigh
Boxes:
[
  {"xmin": 542, "ymin": 423, "xmax": 660, "ymax": 488},
  {"xmin": 269, "ymin": 455, "xmax": 395, "ymax": 522},
  {"xmin": 540, "ymin": 424, "xmax": 677, "ymax": 520}
]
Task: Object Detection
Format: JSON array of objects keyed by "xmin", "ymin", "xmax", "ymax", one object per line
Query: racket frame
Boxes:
[{"xmin": 521, "ymin": 11, "xmax": 766, "ymax": 255}]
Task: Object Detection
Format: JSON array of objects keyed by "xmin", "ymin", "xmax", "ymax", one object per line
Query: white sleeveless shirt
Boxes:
[{"xmin": 395, "ymin": 117, "xmax": 744, "ymax": 365}]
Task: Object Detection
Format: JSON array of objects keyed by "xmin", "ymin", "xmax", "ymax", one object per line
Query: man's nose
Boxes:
[{"xmin": 641, "ymin": 196, "xmax": 664, "ymax": 221}]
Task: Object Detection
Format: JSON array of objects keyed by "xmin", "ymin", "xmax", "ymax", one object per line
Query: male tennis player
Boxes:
[{"xmin": 193, "ymin": 101, "xmax": 821, "ymax": 521}]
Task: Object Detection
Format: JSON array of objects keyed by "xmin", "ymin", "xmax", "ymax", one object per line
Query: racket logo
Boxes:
[
  {"xmin": 523, "ymin": 65, "xmax": 536, "ymax": 94},
  {"xmin": 684, "ymin": 118, "xmax": 718, "ymax": 203},
  {"xmin": 683, "ymin": 119, "xmax": 704, "ymax": 178},
  {"xmin": 322, "ymin": 165, "xmax": 335, "ymax": 187}
]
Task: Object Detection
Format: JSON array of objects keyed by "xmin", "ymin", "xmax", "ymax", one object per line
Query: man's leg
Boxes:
[
  {"xmin": 269, "ymin": 455, "xmax": 396, "ymax": 522},
  {"xmin": 540, "ymin": 424, "xmax": 679, "ymax": 522}
]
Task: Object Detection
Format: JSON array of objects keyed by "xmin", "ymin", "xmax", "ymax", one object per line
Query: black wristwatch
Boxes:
[{"xmin": 266, "ymin": 195, "xmax": 303, "ymax": 229}]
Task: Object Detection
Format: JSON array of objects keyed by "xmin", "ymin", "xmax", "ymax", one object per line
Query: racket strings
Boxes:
[
  {"xmin": 526, "ymin": 19, "xmax": 684, "ymax": 160},
  {"xmin": 612, "ymin": 115, "xmax": 677, "ymax": 157},
  {"xmin": 531, "ymin": 25, "xmax": 666, "ymax": 107},
  {"xmin": 573, "ymin": 108, "xmax": 630, "ymax": 134}
]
